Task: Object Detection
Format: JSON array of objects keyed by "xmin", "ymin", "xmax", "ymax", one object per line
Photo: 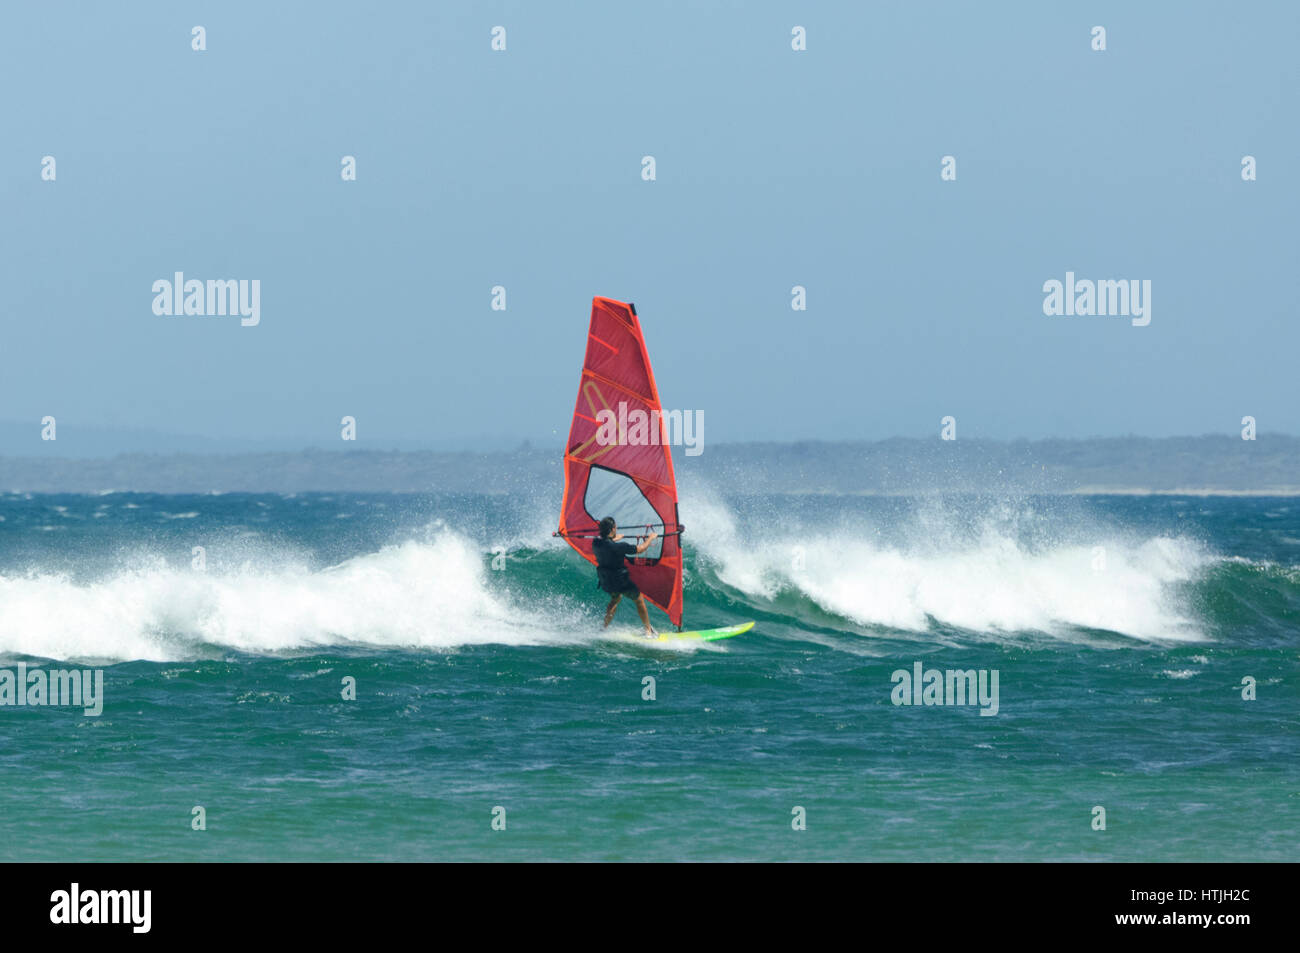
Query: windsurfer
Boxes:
[{"xmin": 592, "ymin": 516, "xmax": 658, "ymax": 637}]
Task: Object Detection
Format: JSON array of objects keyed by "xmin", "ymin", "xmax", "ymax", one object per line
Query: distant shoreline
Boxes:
[
  {"xmin": 2, "ymin": 437, "xmax": 1296, "ymax": 495},
  {"xmin": 1068, "ymin": 487, "xmax": 1300, "ymax": 497}
]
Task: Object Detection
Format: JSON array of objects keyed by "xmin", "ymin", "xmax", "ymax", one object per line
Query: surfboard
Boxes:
[
  {"xmin": 612, "ymin": 621, "xmax": 755, "ymax": 644},
  {"xmin": 645, "ymin": 621, "xmax": 755, "ymax": 642}
]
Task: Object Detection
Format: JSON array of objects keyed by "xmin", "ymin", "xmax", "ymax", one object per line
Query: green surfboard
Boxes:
[{"xmin": 631, "ymin": 621, "xmax": 754, "ymax": 643}]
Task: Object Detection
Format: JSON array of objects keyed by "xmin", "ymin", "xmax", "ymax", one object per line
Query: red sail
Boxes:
[{"xmin": 558, "ymin": 297, "xmax": 683, "ymax": 627}]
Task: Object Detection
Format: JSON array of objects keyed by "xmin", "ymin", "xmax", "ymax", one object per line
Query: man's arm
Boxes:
[{"xmin": 632, "ymin": 530, "xmax": 658, "ymax": 555}]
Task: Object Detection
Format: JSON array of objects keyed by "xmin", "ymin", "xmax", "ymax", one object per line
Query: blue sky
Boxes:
[{"xmin": 1, "ymin": 1, "xmax": 1296, "ymax": 453}]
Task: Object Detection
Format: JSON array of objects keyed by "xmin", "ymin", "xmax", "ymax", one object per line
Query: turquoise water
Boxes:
[{"xmin": 0, "ymin": 491, "xmax": 1296, "ymax": 860}]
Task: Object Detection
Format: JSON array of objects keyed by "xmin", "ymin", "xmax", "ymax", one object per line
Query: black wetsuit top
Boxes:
[{"xmin": 592, "ymin": 537, "xmax": 639, "ymax": 595}]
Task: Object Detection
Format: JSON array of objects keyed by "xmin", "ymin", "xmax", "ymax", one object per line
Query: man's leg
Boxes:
[
  {"xmin": 603, "ymin": 593, "xmax": 622, "ymax": 628},
  {"xmin": 633, "ymin": 594, "xmax": 655, "ymax": 635}
]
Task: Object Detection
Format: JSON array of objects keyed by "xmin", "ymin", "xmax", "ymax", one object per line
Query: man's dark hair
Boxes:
[{"xmin": 598, "ymin": 516, "xmax": 617, "ymax": 538}]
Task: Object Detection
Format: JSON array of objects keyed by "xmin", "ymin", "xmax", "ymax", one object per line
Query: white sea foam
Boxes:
[
  {"xmin": 684, "ymin": 491, "xmax": 1210, "ymax": 642},
  {"xmin": 0, "ymin": 527, "xmax": 581, "ymax": 663},
  {"xmin": 0, "ymin": 493, "xmax": 1218, "ymax": 661}
]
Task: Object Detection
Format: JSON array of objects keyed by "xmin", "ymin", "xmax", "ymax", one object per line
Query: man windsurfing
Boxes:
[{"xmin": 592, "ymin": 516, "xmax": 659, "ymax": 637}]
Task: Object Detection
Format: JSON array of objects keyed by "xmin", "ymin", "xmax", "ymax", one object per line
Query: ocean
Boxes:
[{"xmin": 0, "ymin": 489, "xmax": 1295, "ymax": 861}]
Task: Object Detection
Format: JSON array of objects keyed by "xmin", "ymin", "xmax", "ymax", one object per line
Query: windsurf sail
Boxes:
[{"xmin": 556, "ymin": 297, "xmax": 684, "ymax": 627}]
